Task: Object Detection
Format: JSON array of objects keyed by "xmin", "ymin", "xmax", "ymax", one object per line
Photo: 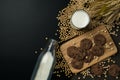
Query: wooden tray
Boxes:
[{"xmin": 60, "ymin": 25, "xmax": 118, "ymax": 73}]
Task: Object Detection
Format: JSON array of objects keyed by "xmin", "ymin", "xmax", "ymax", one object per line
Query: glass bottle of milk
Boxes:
[{"xmin": 31, "ymin": 39, "xmax": 57, "ymax": 80}]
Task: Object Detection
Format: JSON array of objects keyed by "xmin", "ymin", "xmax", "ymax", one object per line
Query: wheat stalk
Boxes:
[{"xmin": 90, "ymin": 0, "xmax": 120, "ymax": 25}]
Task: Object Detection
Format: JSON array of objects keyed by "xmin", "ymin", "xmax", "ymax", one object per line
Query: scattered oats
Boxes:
[
  {"xmin": 75, "ymin": 73, "xmax": 77, "ymax": 75},
  {"xmin": 96, "ymin": 57, "xmax": 99, "ymax": 61},
  {"xmin": 101, "ymin": 29, "xmax": 104, "ymax": 32},
  {"xmin": 103, "ymin": 62, "xmax": 106, "ymax": 64},
  {"xmin": 102, "ymin": 65, "xmax": 104, "ymax": 67},
  {"xmin": 87, "ymin": 63, "xmax": 90, "ymax": 65},
  {"xmin": 105, "ymin": 75, "xmax": 107, "ymax": 78},
  {"xmin": 119, "ymin": 42, "xmax": 120, "ymax": 45},
  {"xmin": 108, "ymin": 65, "xmax": 110, "ymax": 67},
  {"xmin": 101, "ymin": 62, "xmax": 104, "ymax": 64},
  {"xmin": 105, "ymin": 44, "xmax": 111, "ymax": 49},
  {"xmin": 83, "ymin": 76, "xmax": 86, "ymax": 79},
  {"xmin": 117, "ymin": 26, "xmax": 119, "ymax": 28},
  {"xmin": 104, "ymin": 71, "xmax": 107, "ymax": 75},
  {"xmin": 116, "ymin": 29, "xmax": 119, "ymax": 32},
  {"xmin": 90, "ymin": 35, "xmax": 93, "ymax": 38},
  {"xmin": 53, "ymin": 71, "xmax": 56, "ymax": 73},
  {"xmin": 89, "ymin": 74, "xmax": 94, "ymax": 78},
  {"xmin": 78, "ymin": 77, "xmax": 81, "ymax": 79},
  {"xmin": 110, "ymin": 31, "xmax": 116, "ymax": 35},
  {"xmin": 55, "ymin": 33, "xmax": 58, "ymax": 36},
  {"xmin": 116, "ymin": 76, "xmax": 119, "ymax": 79},
  {"xmin": 115, "ymin": 34, "xmax": 118, "ymax": 36},
  {"xmin": 45, "ymin": 37, "xmax": 48, "ymax": 40},
  {"xmin": 109, "ymin": 42, "xmax": 113, "ymax": 45},
  {"xmin": 98, "ymin": 75, "xmax": 101, "ymax": 77},
  {"xmin": 104, "ymin": 30, "xmax": 107, "ymax": 33},
  {"xmin": 111, "ymin": 60, "xmax": 113, "ymax": 62},
  {"xmin": 57, "ymin": 30, "xmax": 59, "ymax": 32},
  {"xmin": 34, "ymin": 51, "xmax": 38, "ymax": 54},
  {"xmin": 57, "ymin": 74, "xmax": 61, "ymax": 77},
  {"xmin": 86, "ymin": 56, "xmax": 88, "ymax": 59},
  {"xmin": 106, "ymin": 69, "xmax": 109, "ymax": 71},
  {"xmin": 113, "ymin": 26, "xmax": 115, "ymax": 28},
  {"xmin": 97, "ymin": 31, "xmax": 100, "ymax": 33},
  {"xmin": 68, "ymin": 76, "xmax": 70, "ymax": 78},
  {"xmin": 107, "ymin": 60, "xmax": 110, "ymax": 63},
  {"xmin": 40, "ymin": 48, "xmax": 43, "ymax": 51},
  {"xmin": 103, "ymin": 66, "xmax": 108, "ymax": 69},
  {"xmin": 112, "ymin": 61, "xmax": 116, "ymax": 63},
  {"xmin": 94, "ymin": 56, "xmax": 97, "ymax": 59},
  {"xmin": 68, "ymin": 61, "xmax": 71, "ymax": 64},
  {"xmin": 110, "ymin": 47, "xmax": 114, "ymax": 50}
]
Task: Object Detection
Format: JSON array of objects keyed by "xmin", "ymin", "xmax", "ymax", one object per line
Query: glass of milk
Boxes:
[
  {"xmin": 70, "ymin": 10, "xmax": 90, "ymax": 30},
  {"xmin": 31, "ymin": 39, "xmax": 57, "ymax": 80}
]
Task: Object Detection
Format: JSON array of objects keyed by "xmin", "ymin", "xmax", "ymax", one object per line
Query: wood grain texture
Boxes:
[{"xmin": 60, "ymin": 25, "xmax": 118, "ymax": 73}]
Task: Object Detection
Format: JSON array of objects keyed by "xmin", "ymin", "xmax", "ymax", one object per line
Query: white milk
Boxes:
[
  {"xmin": 71, "ymin": 10, "xmax": 90, "ymax": 29},
  {"xmin": 35, "ymin": 52, "xmax": 54, "ymax": 80}
]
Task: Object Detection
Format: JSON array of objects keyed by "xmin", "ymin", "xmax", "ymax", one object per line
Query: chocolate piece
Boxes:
[
  {"xmin": 91, "ymin": 63, "xmax": 104, "ymax": 76},
  {"xmin": 84, "ymin": 51, "xmax": 94, "ymax": 63},
  {"xmin": 108, "ymin": 64, "xmax": 120, "ymax": 77},
  {"xmin": 94, "ymin": 34, "xmax": 106, "ymax": 46},
  {"xmin": 71, "ymin": 59, "xmax": 84, "ymax": 69},
  {"xmin": 67, "ymin": 46, "xmax": 79, "ymax": 58},
  {"xmin": 80, "ymin": 38, "xmax": 93, "ymax": 50},
  {"xmin": 75, "ymin": 48, "xmax": 86, "ymax": 61},
  {"xmin": 92, "ymin": 46, "xmax": 104, "ymax": 57}
]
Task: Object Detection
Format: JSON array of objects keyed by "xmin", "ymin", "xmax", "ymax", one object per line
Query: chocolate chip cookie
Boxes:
[
  {"xmin": 91, "ymin": 63, "xmax": 104, "ymax": 76},
  {"xmin": 84, "ymin": 51, "xmax": 94, "ymax": 63},
  {"xmin": 80, "ymin": 38, "xmax": 93, "ymax": 50},
  {"xmin": 67, "ymin": 46, "xmax": 79, "ymax": 58},
  {"xmin": 108, "ymin": 64, "xmax": 120, "ymax": 77},
  {"xmin": 94, "ymin": 34, "xmax": 106, "ymax": 46},
  {"xmin": 75, "ymin": 48, "xmax": 86, "ymax": 61},
  {"xmin": 92, "ymin": 46, "xmax": 104, "ymax": 57},
  {"xmin": 71, "ymin": 59, "xmax": 84, "ymax": 69}
]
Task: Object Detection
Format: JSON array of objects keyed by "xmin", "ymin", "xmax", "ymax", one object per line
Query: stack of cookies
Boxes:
[{"xmin": 67, "ymin": 34, "xmax": 106, "ymax": 70}]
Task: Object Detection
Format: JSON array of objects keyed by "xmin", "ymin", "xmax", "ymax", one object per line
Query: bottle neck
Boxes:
[
  {"xmin": 47, "ymin": 39, "xmax": 57, "ymax": 52},
  {"xmin": 44, "ymin": 39, "xmax": 57, "ymax": 58}
]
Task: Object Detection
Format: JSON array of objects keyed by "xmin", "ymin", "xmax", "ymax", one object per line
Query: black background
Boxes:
[{"xmin": 0, "ymin": 0, "xmax": 69, "ymax": 80}]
